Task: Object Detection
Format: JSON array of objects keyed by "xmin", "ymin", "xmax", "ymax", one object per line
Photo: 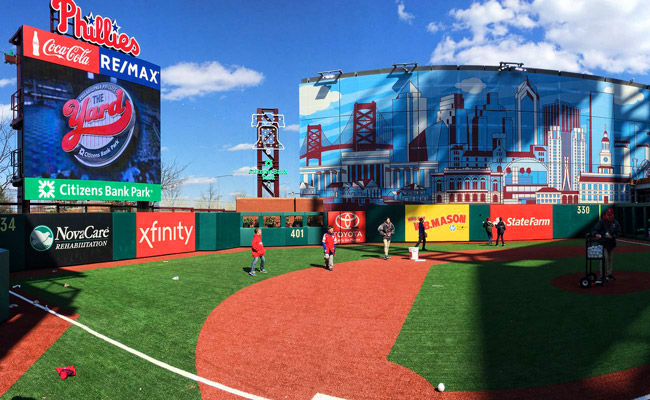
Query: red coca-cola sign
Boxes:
[{"xmin": 23, "ymin": 25, "xmax": 99, "ymax": 73}]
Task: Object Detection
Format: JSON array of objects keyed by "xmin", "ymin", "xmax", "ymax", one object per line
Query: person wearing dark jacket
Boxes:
[
  {"xmin": 249, "ymin": 228, "xmax": 266, "ymax": 276},
  {"xmin": 378, "ymin": 218, "xmax": 396, "ymax": 260},
  {"xmin": 591, "ymin": 208, "xmax": 622, "ymax": 282},
  {"xmin": 495, "ymin": 217, "xmax": 506, "ymax": 246},
  {"xmin": 322, "ymin": 225, "xmax": 337, "ymax": 271},
  {"xmin": 482, "ymin": 217, "xmax": 493, "ymax": 245},
  {"xmin": 415, "ymin": 217, "xmax": 428, "ymax": 251}
]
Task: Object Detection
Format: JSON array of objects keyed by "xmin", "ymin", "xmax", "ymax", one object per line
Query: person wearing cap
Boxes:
[
  {"xmin": 415, "ymin": 217, "xmax": 428, "ymax": 251},
  {"xmin": 482, "ymin": 217, "xmax": 494, "ymax": 245},
  {"xmin": 378, "ymin": 217, "xmax": 396, "ymax": 260},
  {"xmin": 591, "ymin": 208, "xmax": 622, "ymax": 283}
]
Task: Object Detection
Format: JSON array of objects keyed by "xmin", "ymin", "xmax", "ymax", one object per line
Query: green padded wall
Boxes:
[
  {"xmin": 0, "ymin": 249, "xmax": 8, "ymax": 323},
  {"xmin": 366, "ymin": 205, "xmax": 405, "ymax": 243},
  {"xmin": 196, "ymin": 213, "xmax": 217, "ymax": 251},
  {"xmin": 112, "ymin": 213, "xmax": 136, "ymax": 260},
  {"xmin": 0, "ymin": 214, "xmax": 25, "ymax": 272},
  {"xmin": 469, "ymin": 205, "xmax": 491, "ymax": 242},
  {"xmin": 552, "ymin": 205, "xmax": 600, "ymax": 238},
  {"xmin": 216, "ymin": 212, "xmax": 240, "ymax": 250}
]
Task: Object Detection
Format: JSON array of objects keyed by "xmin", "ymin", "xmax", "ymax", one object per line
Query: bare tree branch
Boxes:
[
  {"xmin": 161, "ymin": 158, "xmax": 190, "ymax": 205},
  {"xmin": 0, "ymin": 112, "xmax": 16, "ymax": 205}
]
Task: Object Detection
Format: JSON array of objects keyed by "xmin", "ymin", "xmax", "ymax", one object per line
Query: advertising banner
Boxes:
[
  {"xmin": 136, "ymin": 213, "xmax": 195, "ymax": 258},
  {"xmin": 490, "ymin": 205, "xmax": 554, "ymax": 240},
  {"xmin": 25, "ymin": 213, "xmax": 113, "ymax": 268},
  {"xmin": 99, "ymin": 47, "xmax": 160, "ymax": 90},
  {"xmin": 22, "ymin": 54, "xmax": 160, "ymax": 201},
  {"xmin": 327, "ymin": 211, "xmax": 366, "ymax": 244},
  {"xmin": 405, "ymin": 205, "xmax": 470, "ymax": 242},
  {"xmin": 23, "ymin": 25, "xmax": 99, "ymax": 73}
]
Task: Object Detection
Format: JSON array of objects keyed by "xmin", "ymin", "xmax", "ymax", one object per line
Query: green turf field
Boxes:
[{"xmin": 4, "ymin": 241, "xmax": 650, "ymax": 398}]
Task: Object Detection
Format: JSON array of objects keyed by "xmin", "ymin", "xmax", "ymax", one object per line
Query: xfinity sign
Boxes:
[{"xmin": 136, "ymin": 213, "xmax": 196, "ymax": 258}]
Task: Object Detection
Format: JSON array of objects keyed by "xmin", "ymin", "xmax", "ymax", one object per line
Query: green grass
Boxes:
[
  {"xmin": 4, "ymin": 241, "xmax": 650, "ymax": 398},
  {"xmin": 388, "ymin": 249, "xmax": 650, "ymax": 390}
]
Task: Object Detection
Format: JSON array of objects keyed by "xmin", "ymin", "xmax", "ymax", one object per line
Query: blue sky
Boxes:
[{"xmin": 2, "ymin": 0, "xmax": 650, "ymax": 205}]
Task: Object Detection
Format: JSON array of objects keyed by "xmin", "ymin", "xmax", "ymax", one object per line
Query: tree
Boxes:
[
  {"xmin": 0, "ymin": 112, "xmax": 16, "ymax": 210},
  {"xmin": 200, "ymin": 182, "xmax": 218, "ymax": 209},
  {"xmin": 161, "ymin": 158, "xmax": 189, "ymax": 206}
]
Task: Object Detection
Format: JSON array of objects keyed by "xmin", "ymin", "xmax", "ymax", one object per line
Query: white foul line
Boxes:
[
  {"xmin": 9, "ymin": 290, "xmax": 271, "ymax": 400},
  {"xmin": 619, "ymin": 239, "xmax": 650, "ymax": 247}
]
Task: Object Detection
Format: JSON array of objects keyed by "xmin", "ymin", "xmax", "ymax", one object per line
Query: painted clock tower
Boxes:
[{"xmin": 597, "ymin": 125, "xmax": 614, "ymax": 174}]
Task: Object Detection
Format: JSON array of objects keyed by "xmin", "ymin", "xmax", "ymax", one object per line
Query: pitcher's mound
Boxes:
[{"xmin": 551, "ymin": 270, "xmax": 650, "ymax": 295}]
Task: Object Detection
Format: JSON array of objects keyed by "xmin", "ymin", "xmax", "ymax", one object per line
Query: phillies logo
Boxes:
[
  {"xmin": 62, "ymin": 83, "xmax": 135, "ymax": 168},
  {"xmin": 42, "ymin": 39, "xmax": 92, "ymax": 66},
  {"xmin": 50, "ymin": 0, "xmax": 140, "ymax": 56},
  {"xmin": 335, "ymin": 212, "xmax": 360, "ymax": 230}
]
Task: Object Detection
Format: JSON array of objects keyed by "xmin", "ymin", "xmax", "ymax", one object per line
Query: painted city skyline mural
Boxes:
[{"xmin": 298, "ymin": 67, "xmax": 650, "ymax": 206}]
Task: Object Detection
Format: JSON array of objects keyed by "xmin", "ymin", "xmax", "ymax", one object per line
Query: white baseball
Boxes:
[{"xmin": 438, "ymin": 383, "xmax": 445, "ymax": 392}]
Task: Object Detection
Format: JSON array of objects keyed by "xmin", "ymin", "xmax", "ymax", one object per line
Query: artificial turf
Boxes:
[{"xmin": 3, "ymin": 241, "xmax": 650, "ymax": 398}]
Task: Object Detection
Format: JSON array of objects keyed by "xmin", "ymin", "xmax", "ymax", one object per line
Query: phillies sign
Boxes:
[
  {"xmin": 50, "ymin": 0, "xmax": 141, "ymax": 56},
  {"xmin": 328, "ymin": 211, "xmax": 365, "ymax": 244},
  {"xmin": 136, "ymin": 213, "xmax": 195, "ymax": 258},
  {"xmin": 62, "ymin": 82, "xmax": 136, "ymax": 168}
]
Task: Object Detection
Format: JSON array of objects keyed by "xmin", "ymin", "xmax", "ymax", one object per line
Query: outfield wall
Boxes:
[{"xmin": 1, "ymin": 203, "xmax": 648, "ymax": 272}]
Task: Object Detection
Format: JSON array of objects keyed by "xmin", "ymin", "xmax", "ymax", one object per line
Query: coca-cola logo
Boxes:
[
  {"xmin": 43, "ymin": 38, "xmax": 91, "ymax": 66},
  {"xmin": 61, "ymin": 83, "xmax": 135, "ymax": 168},
  {"xmin": 335, "ymin": 212, "xmax": 360, "ymax": 230}
]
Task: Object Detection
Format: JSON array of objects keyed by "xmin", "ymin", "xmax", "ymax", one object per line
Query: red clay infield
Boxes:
[
  {"xmin": 196, "ymin": 244, "xmax": 650, "ymax": 400},
  {"xmin": 551, "ymin": 270, "xmax": 650, "ymax": 295}
]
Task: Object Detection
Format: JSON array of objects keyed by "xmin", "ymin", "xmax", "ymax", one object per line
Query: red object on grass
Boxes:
[{"xmin": 55, "ymin": 365, "xmax": 76, "ymax": 380}]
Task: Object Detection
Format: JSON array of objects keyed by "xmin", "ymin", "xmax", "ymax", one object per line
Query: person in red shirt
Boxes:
[
  {"xmin": 322, "ymin": 225, "xmax": 337, "ymax": 271},
  {"xmin": 250, "ymin": 228, "xmax": 266, "ymax": 276}
]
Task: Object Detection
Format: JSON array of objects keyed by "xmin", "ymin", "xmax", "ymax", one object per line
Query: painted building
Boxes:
[{"xmin": 299, "ymin": 66, "xmax": 650, "ymax": 207}]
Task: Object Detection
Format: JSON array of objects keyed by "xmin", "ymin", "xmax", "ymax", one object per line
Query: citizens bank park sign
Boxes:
[{"xmin": 20, "ymin": 0, "xmax": 161, "ymax": 202}]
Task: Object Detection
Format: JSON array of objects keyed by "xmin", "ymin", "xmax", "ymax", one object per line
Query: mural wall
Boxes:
[{"xmin": 298, "ymin": 67, "xmax": 650, "ymax": 206}]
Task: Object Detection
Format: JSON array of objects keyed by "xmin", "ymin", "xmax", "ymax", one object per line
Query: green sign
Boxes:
[
  {"xmin": 249, "ymin": 159, "xmax": 287, "ymax": 181},
  {"xmin": 25, "ymin": 177, "xmax": 161, "ymax": 201}
]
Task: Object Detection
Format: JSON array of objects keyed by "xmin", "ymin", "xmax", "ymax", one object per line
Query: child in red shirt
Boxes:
[
  {"xmin": 322, "ymin": 225, "xmax": 337, "ymax": 271},
  {"xmin": 250, "ymin": 228, "xmax": 266, "ymax": 276}
]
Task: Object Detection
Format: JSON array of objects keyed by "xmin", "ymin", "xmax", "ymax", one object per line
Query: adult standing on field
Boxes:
[
  {"xmin": 322, "ymin": 225, "xmax": 337, "ymax": 271},
  {"xmin": 495, "ymin": 217, "xmax": 506, "ymax": 246},
  {"xmin": 378, "ymin": 217, "xmax": 396, "ymax": 260},
  {"xmin": 482, "ymin": 217, "xmax": 493, "ymax": 245},
  {"xmin": 415, "ymin": 217, "xmax": 428, "ymax": 251},
  {"xmin": 591, "ymin": 208, "xmax": 621, "ymax": 283},
  {"xmin": 249, "ymin": 228, "xmax": 267, "ymax": 276}
]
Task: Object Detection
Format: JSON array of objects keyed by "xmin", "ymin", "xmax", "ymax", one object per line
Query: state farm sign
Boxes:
[
  {"xmin": 328, "ymin": 211, "xmax": 365, "ymax": 244},
  {"xmin": 490, "ymin": 204, "xmax": 553, "ymax": 240},
  {"xmin": 23, "ymin": 25, "xmax": 99, "ymax": 73},
  {"xmin": 136, "ymin": 213, "xmax": 195, "ymax": 258}
]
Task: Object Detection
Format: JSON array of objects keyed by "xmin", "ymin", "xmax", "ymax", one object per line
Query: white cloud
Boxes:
[
  {"xmin": 604, "ymin": 85, "xmax": 645, "ymax": 106},
  {"xmin": 0, "ymin": 104, "xmax": 11, "ymax": 121},
  {"xmin": 455, "ymin": 77, "xmax": 487, "ymax": 94},
  {"xmin": 161, "ymin": 61, "xmax": 264, "ymax": 101},
  {"xmin": 299, "ymin": 85, "xmax": 341, "ymax": 116},
  {"xmin": 183, "ymin": 176, "xmax": 217, "ymax": 185},
  {"xmin": 431, "ymin": 0, "xmax": 650, "ymax": 76},
  {"xmin": 397, "ymin": 1, "xmax": 415, "ymax": 24},
  {"xmin": 232, "ymin": 166, "xmax": 254, "ymax": 176},
  {"xmin": 0, "ymin": 78, "xmax": 15, "ymax": 88},
  {"xmin": 161, "ymin": 146, "xmax": 169, "ymax": 152},
  {"xmin": 426, "ymin": 22, "xmax": 443, "ymax": 33},
  {"xmin": 284, "ymin": 124, "xmax": 299, "ymax": 132},
  {"xmin": 227, "ymin": 143, "xmax": 255, "ymax": 151}
]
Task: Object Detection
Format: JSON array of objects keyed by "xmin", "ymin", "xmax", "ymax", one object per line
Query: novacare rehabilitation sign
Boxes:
[{"xmin": 25, "ymin": 177, "xmax": 160, "ymax": 201}]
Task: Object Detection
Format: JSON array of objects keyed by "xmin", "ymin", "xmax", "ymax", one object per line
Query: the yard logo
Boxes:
[
  {"xmin": 335, "ymin": 212, "xmax": 360, "ymax": 230},
  {"xmin": 61, "ymin": 82, "xmax": 135, "ymax": 168},
  {"xmin": 38, "ymin": 180, "xmax": 56, "ymax": 199},
  {"xmin": 30, "ymin": 225, "xmax": 54, "ymax": 251}
]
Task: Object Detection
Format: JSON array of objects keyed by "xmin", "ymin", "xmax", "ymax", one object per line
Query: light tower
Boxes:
[{"xmin": 251, "ymin": 108, "xmax": 285, "ymax": 197}]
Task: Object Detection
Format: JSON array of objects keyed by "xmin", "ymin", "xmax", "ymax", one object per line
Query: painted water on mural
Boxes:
[{"xmin": 299, "ymin": 68, "xmax": 650, "ymax": 206}]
